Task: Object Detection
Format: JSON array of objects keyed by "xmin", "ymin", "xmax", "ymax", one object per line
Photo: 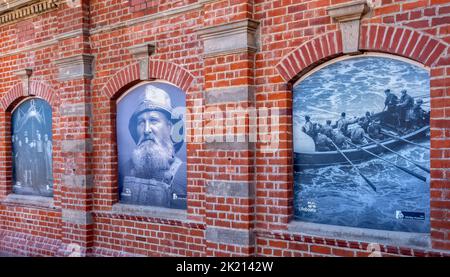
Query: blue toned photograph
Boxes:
[
  {"xmin": 117, "ymin": 82, "xmax": 187, "ymax": 209},
  {"xmin": 293, "ymin": 56, "xmax": 430, "ymax": 233},
  {"xmin": 11, "ymin": 98, "xmax": 53, "ymax": 197}
]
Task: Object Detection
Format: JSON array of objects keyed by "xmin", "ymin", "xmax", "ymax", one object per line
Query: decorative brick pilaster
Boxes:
[
  {"xmin": 198, "ymin": 9, "xmax": 259, "ymax": 255},
  {"xmin": 54, "ymin": 0, "xmax": 94, "ymax": 257}
]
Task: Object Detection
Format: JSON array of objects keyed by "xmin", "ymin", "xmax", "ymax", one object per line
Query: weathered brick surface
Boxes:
[{"xmin": 0, "ymin": 0, "xmax": 448, "ymax": 256}]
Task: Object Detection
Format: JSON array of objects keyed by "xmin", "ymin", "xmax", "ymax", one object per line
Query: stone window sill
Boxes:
[
  {"xmin": 1, "ymin": 194, "xmax": 56, "ymax": 210},
  {"xmin": 111, "ymin": 203, "xmax": 188, "ymax": 222},
  {"xmin": 288, "ymin": 221, "xmax": 430, "ymax": 249}
]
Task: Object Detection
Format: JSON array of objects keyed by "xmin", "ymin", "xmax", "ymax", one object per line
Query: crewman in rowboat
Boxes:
[
  {"xmin": 408, "ymin": 98, "xmax": 428, "ymax": 128},
  {"xmin": 331, "ymin": 129, "xmax": 348, "ymax": 149},
  {"xmin": 301, "ymin": 115, "xmax": 315, "ymax": 138},
  {"xmin": 350, "ymin": 121, "xmax": 368, "ymax": 145},
  {"xmin": 315, "ymin": 130, "xmax": 334, "ymax": 152},
  {"xmin": 336, "ymin": 112, "xmax": 358, "ymax": 137},
  {"xmin": 398, "ymin": 89, "xmax": 414, "ymax": 130},
  {"xmin": 383, "ymin": 89, "xmax": 398, "ymax": 112},
  {"xmin": 367, "ymin": 120, "xmax": 384, "ymax": 140},
  {"xmin": 321, "ymin": 119, "xmax": 334, "ymax": 138},
  {"xmin": 359, "ymin": 111, "xmax": 372, "ymax": 132},
  {"xmin": 382, "ymin": 89, "xmax": 398, "ymax": 126}
]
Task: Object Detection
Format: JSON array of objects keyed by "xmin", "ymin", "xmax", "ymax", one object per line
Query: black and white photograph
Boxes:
[
  {"xmin": 293, "ymin": 56, "xmax": 430, "ymax": 233},
  {"xmin": 117, "ymin": 82, "xmax": 187, "ymax": 209},
  {"xmin": 11, "ymin": 98, "xmax": 53, "ymax": 197}
]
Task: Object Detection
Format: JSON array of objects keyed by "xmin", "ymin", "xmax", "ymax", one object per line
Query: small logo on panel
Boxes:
[{"xmin": 396, "ymin": 211, "xmax": 425, "ymax": 220}]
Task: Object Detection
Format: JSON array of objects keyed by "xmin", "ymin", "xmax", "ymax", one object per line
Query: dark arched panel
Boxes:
[{"xmin": 11, "ymin": 97, "xmax": 53, "ymax": 197}]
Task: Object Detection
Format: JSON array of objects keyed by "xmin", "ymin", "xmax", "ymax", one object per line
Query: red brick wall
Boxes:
[{"xmin": 0, "ymin": 0, "xmax": 448, "ymax": 257}]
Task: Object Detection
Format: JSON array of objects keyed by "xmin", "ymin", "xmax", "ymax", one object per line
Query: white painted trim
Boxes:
[{"xmin": 294, "ymin": 52, "xmax": 431, "ymax": 87}]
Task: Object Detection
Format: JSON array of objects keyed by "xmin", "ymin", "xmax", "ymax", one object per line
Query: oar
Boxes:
[
  {"xmin": 330, "ymin": 140, "xmax": 377, "ymax": 192},
  {"xmin": 381, "ymin": 131, "xmax": 430, "ymax": 150},
  {"xmin": 364, "ymin": 135, "xmax": 430, "ymax": 173},
  {"xmin": 346, "ymin": 140, "xmax": 427, "ymax": 182}
]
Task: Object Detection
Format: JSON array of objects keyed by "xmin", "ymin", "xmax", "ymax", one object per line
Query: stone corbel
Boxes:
[
  {"xmin": 14, "ymin": 68, "xmax": 33, "ymax": 96},
  {"xmin": 327, "ymin": 0, "xmax": 370, "ymax": 54},
  {"xmin": 128, "ymin": 43, "xmax": 155, "ymax": 80},
  {"xmin": 197, "ymin": 19, "xmax": 260, "ymax": 57},
  {"xmin": 54, "ymin": 54, "xmax": 94, "ymax": 81}
]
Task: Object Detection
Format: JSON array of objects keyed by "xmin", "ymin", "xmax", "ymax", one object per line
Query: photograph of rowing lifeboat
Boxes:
[{"xmin": 293, "ymin": 55, "xmax": 430, "ymax": 233}]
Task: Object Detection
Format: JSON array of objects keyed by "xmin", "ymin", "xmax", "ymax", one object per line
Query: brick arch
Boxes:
[
  {"xmin": 148, "ymin": 59, "xmax": 195, "ymax": 92},
  {"xmin": 100, "ymin": 63, "xmax": 140, "ymax": 99},
  {"xmin": 100, "ymin": 60, "xmax": 195, "ymax": 99},
  {"xmin": 94, "ymin": 59, "xmax": 195, "ymax": 207},
  {"xmin": 276, "ymin": 30, "xmax": 343, "ymax": 83},
  {"xmin": 0, "ymin": 80, "xmax": 57, "ymax": 198},
  {"xmin": 276, "ymin": 26, "xmax": 448, "ymax": 83},
  {"xmin": 360, "ymin": 24, "xmax": 448, "ymax": 67},
  {"xmin": 0, "ymin": 81, "xmax": 57, "ymax": 112}
]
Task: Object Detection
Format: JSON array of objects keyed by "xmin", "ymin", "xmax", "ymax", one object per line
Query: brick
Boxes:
[
  {"xmin": 411, "ymin": 35, "xmax": 430, "ymax": 60},
  {"xmin": 432, "ymin": 16, "xmax": 450, "ymax": 26},
  {"xmin": 375, "ymin": 4, "xmax": 400, "ymax": 16},
  {"xmin": 403, "ymin": 32, "xmax": 421, "ymax": 57},
  {"xmin": 310, "ymin": 245, "xmax": 331, "ymax": 255},
  {"xmin": 332, "ymin": 248, "xmax": 355, "ymax": 257},
  {"xmin": 375, "ymin": 25, "xmax": 387, "ymax": 49},
  {"xmin": 396, "ymin": 12, "xmax": 409, "ymax": 22},
  {"xmin": 405, "ymin": 19, "xmax": 429, "ymax": 29},
  {"xmin": 403, "ymin": 0, "xmax": 428, "ymax": 11}
]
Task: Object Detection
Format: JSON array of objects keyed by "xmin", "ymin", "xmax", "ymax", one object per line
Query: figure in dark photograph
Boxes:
[
  {"xmin": 32, "ymin": 130, "xmax": 46, "ymax": 193},
  {"xmin": 23, "ymin": 134, "xmax": 33, "ymax": 188},
  {"xmin": 119, "ymin": 84, "xmax": 186, "ymax": 208},
  {"xmin": 14, "ymin": 138, "xmax": 24, "ymax": 187},
  {"xmin": 44, "ymin": 133, "xmax": 53, "ymax": 188}
]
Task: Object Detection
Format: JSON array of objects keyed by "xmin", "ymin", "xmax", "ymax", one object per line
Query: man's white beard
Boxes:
[{"xmin": 131, "ymin": 135, "xmax": 175, "ymax": 181}]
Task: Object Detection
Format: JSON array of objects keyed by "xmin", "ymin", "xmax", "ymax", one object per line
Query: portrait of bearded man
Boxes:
[{"xmin": 118, "ymin": 84, "xmax": 186, "ymax": 209}]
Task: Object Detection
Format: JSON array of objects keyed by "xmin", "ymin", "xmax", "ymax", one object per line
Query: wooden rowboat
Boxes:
[{"xmin": 294, "ymin": 125, "xmax": 429, "ymax": 171}]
